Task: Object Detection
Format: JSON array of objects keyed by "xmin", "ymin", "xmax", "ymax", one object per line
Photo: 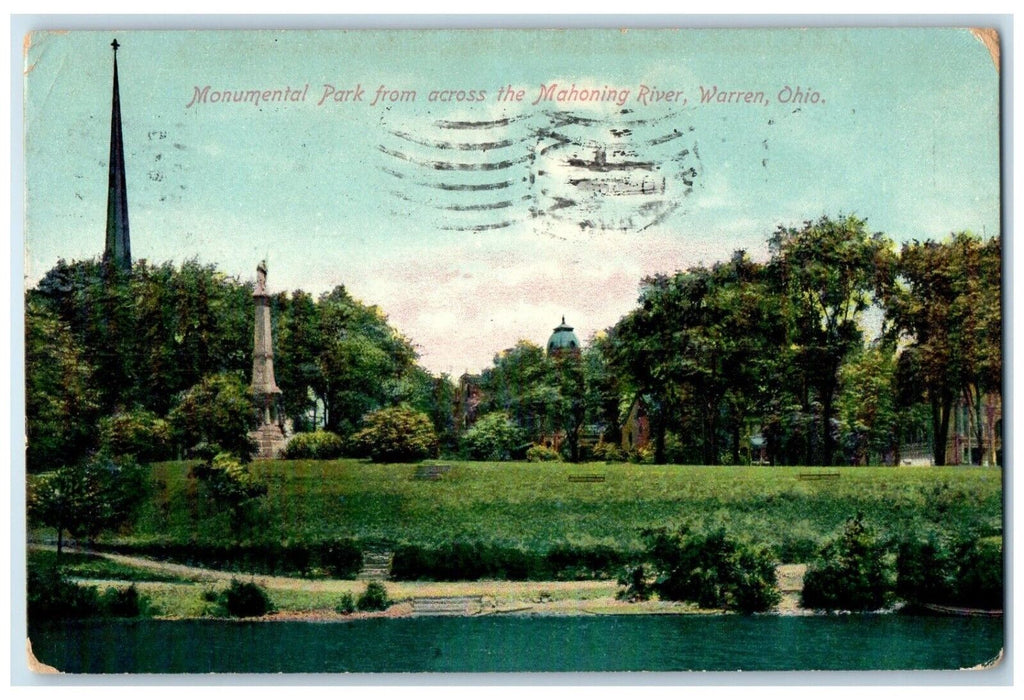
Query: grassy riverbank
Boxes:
[
  {"xmin": 31, "ymin": 548, "xmax": 804, "ymax": 619},
  {"xmin": 99, "ymin": 460, "xmax": 1000, "ymax": 564}
]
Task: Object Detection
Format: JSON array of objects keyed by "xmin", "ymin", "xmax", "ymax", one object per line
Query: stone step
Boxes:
[
  {"xmin": 356, "ymin": 550, "xmax": 394, "ymax": 581},
  {"xmin": 410, "ymin": 596, "xmax": 483, "ymax": 616}
]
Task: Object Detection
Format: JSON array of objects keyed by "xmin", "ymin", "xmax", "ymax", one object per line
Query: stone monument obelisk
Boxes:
[{"xmin": 250, "ymin": 260, "xmax": 286, "ymax": 458}]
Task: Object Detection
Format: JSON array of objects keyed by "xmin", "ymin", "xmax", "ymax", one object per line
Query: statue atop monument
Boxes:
[{"xmin": 254, "ymin": 259, "xmax": 268, "ymax": 296}]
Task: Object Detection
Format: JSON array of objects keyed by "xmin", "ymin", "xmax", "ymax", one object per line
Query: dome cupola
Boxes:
[{"xmin": 547, "ymin": 316, "xmax": 580, "ymax": 356}]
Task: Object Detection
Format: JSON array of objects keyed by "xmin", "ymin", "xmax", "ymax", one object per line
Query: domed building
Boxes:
[{"xmin": 547, "ymin": 316, "xmax": 581, "ymax": 357}]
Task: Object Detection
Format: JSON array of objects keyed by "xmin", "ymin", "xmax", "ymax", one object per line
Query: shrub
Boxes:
[
  {"xmin": 99, "ymin": 584, "xmax": 147, "ymax": 617},
  {"xmin": 544, "ymin": 544, "xmax": 629, "ymax": 580},
  {"xmin": 627, "ymin": 445, "xmax": 655, "ymax": 464},
  {"xmin": 462, "ymin": 412, "xmax": 522, "ymax": 461},
  {"xmin": 192, "ymin": 452, "xmax": 268, "ymax": 534},
  {"xmin": 27, "ymin": 567, "xmax": 101, "ymax": 621},
  {"xmin": 639, "ymin": 526, "xmax": 780, "ymax": 613},
  {"xmin": 220, "ymin": 579, "xmax": 274, "ymax": 617},
  {"xmin": 335, "ymin": 591, "xmax": 356, "ymax": 615},
  {"xmin": 592, "ymin": 442, "xmax": 626, "ymax": 462},
  {"xmin": 99, "ymin": 409, "xmax": 174, "ymax": 462},
  {"xmin": 801, "ymin": 515, "xmax": 894, "ymax": 611},
  {"xmin": 283, "ymin": 430, "xmax": 345, "ymax": 460},
  {"xmin": 895, "ymin": 532, "xmax": 1003, "ymax": 610},
  {"xmin": 526, "ymin": 444, "xmax": 561, "ymax": 462},
  {"xmin": 955, "ymin": 536, "xmax": 1003, "ymax": 609},
  {"xmin": 356, "ymin": 582, "xmax": 390, "ymax": 611},
  {"xmin": 316, "ymin": 539, "xmax": 364, "ymax": 579},
  {"xmin": 896, "ymin": 531, "xmax": 957, "ymax": 605},
  {"xmin": 349, "ymin": 406, "xmax": 437, "ymax": 463},
  {"xmin": 616, "ymin": 564, "xmax": 654, "ymax": 602}
]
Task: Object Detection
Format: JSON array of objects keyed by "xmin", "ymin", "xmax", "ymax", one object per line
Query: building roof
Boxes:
[{"xmin": 547, "ymin": 316, "xmax": 580, "ymax": 355}]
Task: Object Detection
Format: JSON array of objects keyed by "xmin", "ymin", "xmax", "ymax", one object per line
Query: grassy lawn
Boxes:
[
  {"xmin": 26, "ymin": 460, "xmax": 1002, "ymax": 618},
  {"xmin": 114, "ymin": 459, "xmax": 1003, "ymax": 557}
]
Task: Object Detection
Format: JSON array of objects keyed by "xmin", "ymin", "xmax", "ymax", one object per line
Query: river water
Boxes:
[{"xmin": 29, "ymin": 614, "xmax": 1003, "ymax": 674}]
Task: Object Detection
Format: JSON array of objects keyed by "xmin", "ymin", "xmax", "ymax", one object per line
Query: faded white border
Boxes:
[{"xmin": 6, "ymin": 10, "xmax": 1015, "ymax": 690}]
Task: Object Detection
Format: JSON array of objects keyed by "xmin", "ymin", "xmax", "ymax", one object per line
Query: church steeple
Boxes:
[{"xmin": 103, "ymin": 38, "xmax": 131, "ymax": 270}]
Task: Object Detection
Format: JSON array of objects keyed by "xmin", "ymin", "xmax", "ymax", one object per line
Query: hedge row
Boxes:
[
  {"xmin": 96, "ymin": 539, "xmax": 363, "ymax": 579},
  {"xmin": 896, "ymin": 534, "xmax": 1003, "ymax": 610},
  {"xmin": 389, "ymin": 542, "xmax": 634, "ymax": 581}
]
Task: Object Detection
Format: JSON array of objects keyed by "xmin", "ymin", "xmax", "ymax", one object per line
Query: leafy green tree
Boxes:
[
  {"xmin": 25, "ymin": 299, "xmax": 101, "ymax": 472},
  {"xmin": 836, "ymin": 344, "xmax": 898, "ymax": 465},
  {"xmin": 273, "ymin": 289, "xmax": 324, "ymax": 431},
  {"xmin": 393, "ymin": 367, "xmax": 459, "ymax": 455},
  {"xmin": 608, "ymin": 251, "xmax": 786, "ymax": 464},
  {"xmin": 349, "ymin": 405, "xmax": 438, "ymax": 462},
  {"xmin": 131, "ymin": 259, "xmax": 252, "ymax": 414},
  {"xmin": 769, "ymin": 215, "xmax": 891, "ymax": 466},
  {"xmin": 581, "ymin": 335, "xmax": 625, "ymax": 446},
  {"xmin": 463, "ymin": 411, "xmax": 524, "ymax": 461},
  {"xmin": 168, "ymin": 372, "xmax": 258, "ymax": 461},
  {"xmin": 313, "ymin": 286, "xmax": 418, "ymax": 438},
  {"xmin": 891, "ymin": 346, "xmax": 929, "ymax": 465},
  {"xmin": 27, "ymin": 258, "xmax": 253, "ymax": 469},
  {"xmin": 29, "ymin": 454, "xmax": 150, "ymax": 555},
  {"xmin": 478, "ymin": 341, "xmax": 560, "ymax": 444},
  {"xmin": 31, "ymin": 259, "xmax": 139, "ymax": 413},
  {"xmin": 552, "ymin": 351, "xmax": 586, "ymax": 461},
  {"xmin": 605, "ymin": 305, "xmax": 677, "ymax": 465},
  {"xmin": 883, "ymin": 233, "xmax": 1001, "ymax": 465}
]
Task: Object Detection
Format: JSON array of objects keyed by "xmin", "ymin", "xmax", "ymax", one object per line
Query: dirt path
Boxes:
[
  {"xmin": 775, "ymin": 563, "xmax": 808, "ymax": 614},
  {"xmin": 29, "ymin": 543, "xmax": 617, "ymax": 602},
  {"xmin": 30, "ymin": 543, "xmax": 810, "ymax": 616}
]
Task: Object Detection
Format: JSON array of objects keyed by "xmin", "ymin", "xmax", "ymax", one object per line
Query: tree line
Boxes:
[
  {"xmin": 25, "ymin": 257, "xmax": 452, "ymax": 471},
  {"xmin": 457, "ymin": 216, "xmax": 1000, "ymax": 468},
  {"xmin": 25, "ymin": 215, "xmax": 1000, "ymax": 471}
]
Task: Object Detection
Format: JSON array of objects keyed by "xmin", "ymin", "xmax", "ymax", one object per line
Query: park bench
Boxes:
[
  {"xmin": 798, "ymin": 472, "xmax": 841, "ymax": 481},
  {"xmin": 413, "ymin": 464, "xmax": 451, "ymax": 481},
  {"xmin": 568, "ymin": 475, "xmax": 606, "ymax": 483}
]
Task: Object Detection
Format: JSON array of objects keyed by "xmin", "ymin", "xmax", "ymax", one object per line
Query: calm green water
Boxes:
[{"xmin": 30, "ymin": 614, "xmax": 1003, "ymax": 674}]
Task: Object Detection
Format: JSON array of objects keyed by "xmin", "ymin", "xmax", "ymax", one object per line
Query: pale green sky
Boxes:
[{"xmin": 23, "ymin": 29, "xmax": 1000, "ymax": 374}]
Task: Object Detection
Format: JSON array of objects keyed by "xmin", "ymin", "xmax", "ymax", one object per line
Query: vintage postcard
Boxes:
[{"xmin": 20, "ymin": 27, "xmax": 1003, "ymax": 675}]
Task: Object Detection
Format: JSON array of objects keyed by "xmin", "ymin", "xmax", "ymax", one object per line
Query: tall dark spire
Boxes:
[{"xmin": 104, "ymin": 38, "xmax": 131, "ymax": 270}]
